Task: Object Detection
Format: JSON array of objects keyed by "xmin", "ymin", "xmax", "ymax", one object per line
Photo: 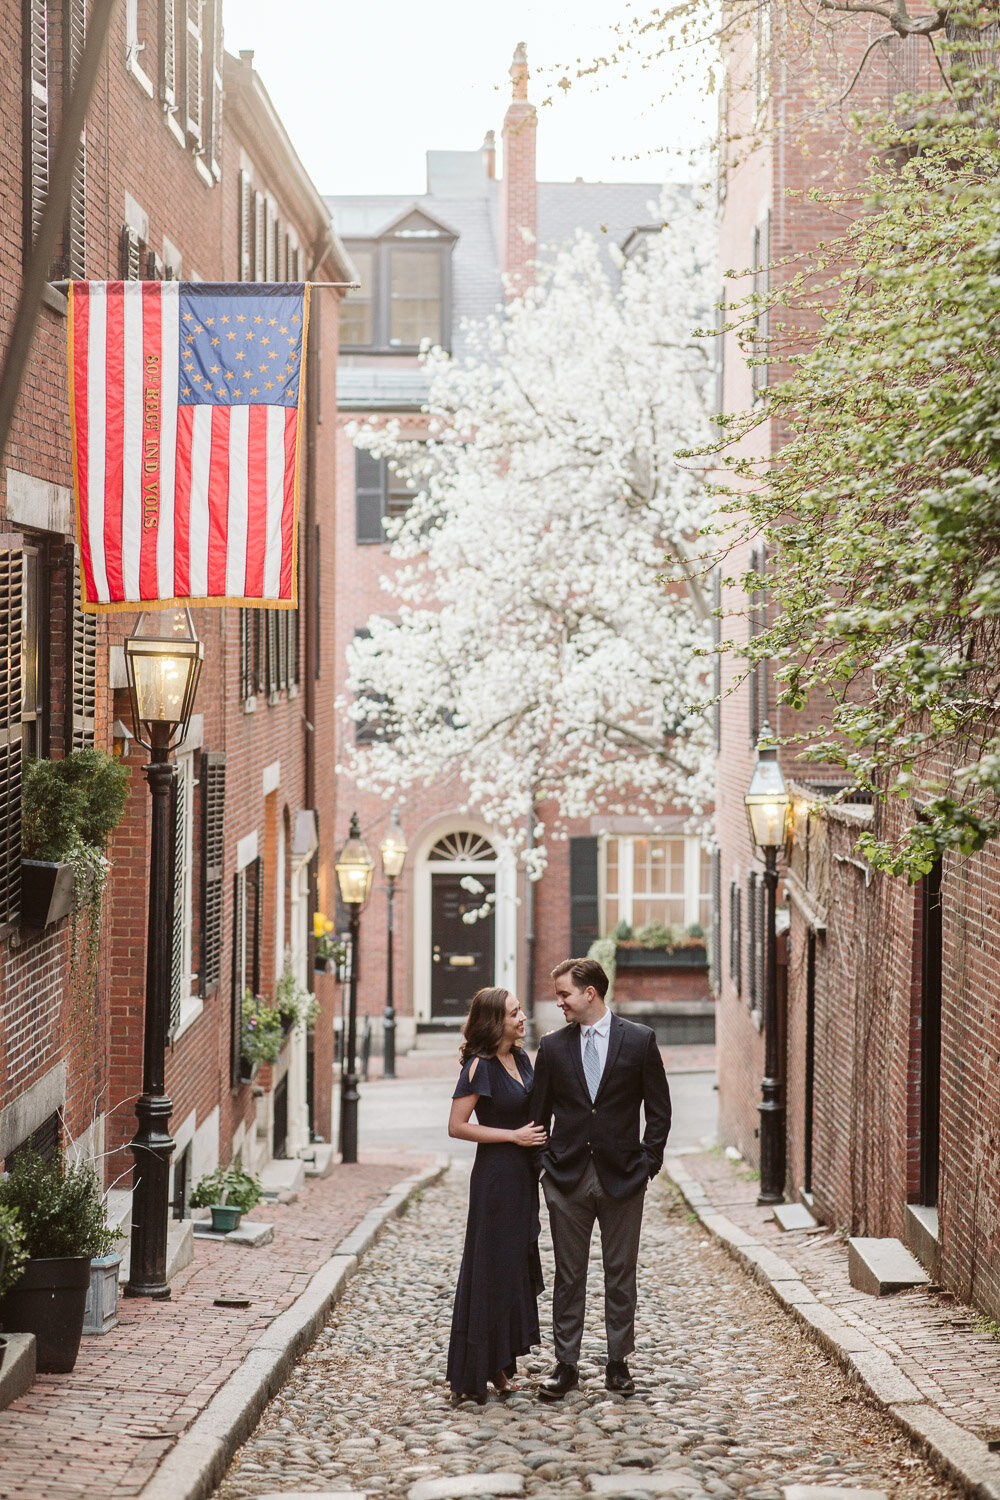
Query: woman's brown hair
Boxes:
[{"xmin": 458, "ymin": 986, "xmax": 517, "ymax": 1065}]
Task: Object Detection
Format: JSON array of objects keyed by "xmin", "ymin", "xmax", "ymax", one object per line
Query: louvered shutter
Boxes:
[
  {"xmin": 160, "ymin": 0, "xmax": 177, "ymax": 109},
  {"xmin": 265, "ymin": 610, "xmax": 278, "ymax": 695},
  {"xmin": 752, "ymin": 210, "xmax": 771, "ymax": 398},
  {"xmin": 121, "ymin": 224, "xmax": 141, "ymax": 280},
  {"xmin": 168, "ymin": 765, "xmax": 186, "ymax": 1039},
  {"xmin": 183, "ymin": 0, "xmax": 203, "ymax": 149},
  {"xmin": 64, "ymin": 0, "xmax": 87, "ymax": 279},
  {"xmin": 247, "ymin": 856, "xmax": 262, "ymax": 994},
  {"xmin": 0, "ymin": 548, "xmax": 23, "ymax": 934},
  {"xmin": 24, "ymin": 0, "xmax": 50, "ymax": 257},
  {"xmin": 277, "ymin": 611, "xmax": 289, "ymax": 690},
  {"xmin": 711, "ymin": 566, "xmax": 722, "ymax": 753},
  {"xmin": 70, "ymin": 555, "xmax": 96, "ymax": 750},
  {"xmin": 264, "ymin": 199, "xmax": 276, "ymax": 280},
  {"xmin": 230, "ymin": 870, "xmax": 244, "ymax": 1085},
  {"xmin": 569, "ymin": 836, "xmax": 599, "ymax": 958},
  {"xmin": 200, "ymin": 751, "xmax": 225, "ymax": 995},
  {"xmin": 746, "ymin": 873, "xmax": 758, "ymax": 1007},
  {"xmin": 355, "ymin": 449, "xmax": 386, "ymax": 544},
  {"xmin": 290, "ymin": 601, "xmax": 300, "ymax": 686},
  {"xmin": 729, "ymin": 881, "xmax": 742, "ymax": 997},
  {"xmin": 238, "ymin": 170, "xmax": 252, "ymax": 282},
  {"xmin": 710, "ymin": 847, "xmax": 722, "ymax": 996},
  {"xmin": 253, "ymin": 191, "xmax": 265, "ymax": 281},
  {"xmin": 204, "ymin": 0, "xmax": 223, "ymax": 178}
]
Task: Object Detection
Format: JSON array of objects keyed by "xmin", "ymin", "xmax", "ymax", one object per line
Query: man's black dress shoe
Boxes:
[
  {"xmin": 538, "ymin": 1361, "xmax": 579, "ymax": 1400},
  {"xmin": 605, "ymin": 1359, "xmax": 635, "ymax": 1395}
]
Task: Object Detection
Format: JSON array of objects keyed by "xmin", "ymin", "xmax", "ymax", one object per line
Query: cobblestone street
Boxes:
[{"xmin": 216, "ymin": 1164, "xmax": 961, "ymax": 1500}]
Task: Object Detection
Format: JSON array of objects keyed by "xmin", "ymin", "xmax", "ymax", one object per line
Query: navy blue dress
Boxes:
[{"xmin": 446, "ymin": 1050, "xmax": 543, "ymax": 1397}]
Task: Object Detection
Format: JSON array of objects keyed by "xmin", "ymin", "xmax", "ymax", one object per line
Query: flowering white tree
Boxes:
[{"xmin": 343, "ymin": 201, "xmax": 717, "ymax": 871}]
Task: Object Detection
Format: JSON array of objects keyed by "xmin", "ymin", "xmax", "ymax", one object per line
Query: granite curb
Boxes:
[
  {"xmin": 139, "ymin": 1154, "xmax": 450, "ymax": 1500},
  {"xmin": 664, "ymin": 1154, "xmax": 1000, "ymax": 1500}
]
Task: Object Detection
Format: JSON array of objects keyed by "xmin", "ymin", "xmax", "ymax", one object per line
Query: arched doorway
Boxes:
[{"xmin": 412, "ymin": 823, "xmax": 518, "ymax": 1027}]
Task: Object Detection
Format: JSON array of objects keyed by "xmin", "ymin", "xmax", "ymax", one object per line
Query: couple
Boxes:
[{"xmin": 446, "ymin": 957, "xmax": 672, "ymax": 1402}]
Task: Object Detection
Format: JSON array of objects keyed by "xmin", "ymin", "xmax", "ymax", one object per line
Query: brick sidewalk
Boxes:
[
  {"xmin": 0, "ymin": 1150, "xmax": 433, "ymax": 1500},
  {"xmin": 676, "ymin": 1148, "xmax": 1000, "ymax": 1442}
]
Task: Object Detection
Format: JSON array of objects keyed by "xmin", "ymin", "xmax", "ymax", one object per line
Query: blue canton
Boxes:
[{"xmin": 178, "ymin": 284, "xmax": 305, "ymax": 407}]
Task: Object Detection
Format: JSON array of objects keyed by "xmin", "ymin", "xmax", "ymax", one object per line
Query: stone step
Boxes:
[
  {"xmin": 773, "ymin": 1202, "xmax": 818, "ymax": 1231},
  {"xmin": 260, "ymin": 1156, "xmax": 305, "ymax": 1197},
  {"xmin": 192, "ymin": 1218, "xmax": 274, "ymax": 1247},
  {"xmin": 847, "ymin": 1236, "xmax": 930, "ymax": 1296},
  {"xmin": 301, "ymin": 1142, "xmax": 335, "ymax": 1178},
  {"xmin": 117, "ymin": 1215, "xmax": 193, "ymax": 1285},
  {"xmin": 0, "ymin": 1333, "xmax": 35, "ymax": 1410}
]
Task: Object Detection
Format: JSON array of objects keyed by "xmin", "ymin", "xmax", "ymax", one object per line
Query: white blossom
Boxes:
[{"xmin": 342, "ymin": 198, "xmax": 718, "ymax": 870}]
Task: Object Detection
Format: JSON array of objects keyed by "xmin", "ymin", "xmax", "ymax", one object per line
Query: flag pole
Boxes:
[
  {"xmin": 0, "ymin": 0, "xmax": 118, "ymax": 474},
  {"xmin": 47, "ymin": 281, "xmax": 360, "ymax": 291}
]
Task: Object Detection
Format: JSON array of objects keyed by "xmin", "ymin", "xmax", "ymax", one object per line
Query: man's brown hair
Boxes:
[{"xmin": 551, "ymin": 957, "xmax": 609, "ymax": 999}]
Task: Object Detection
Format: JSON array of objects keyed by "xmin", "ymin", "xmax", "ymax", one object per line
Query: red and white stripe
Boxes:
[{"xmin": 69, "ymin": 280, "xmax": 299, "ymax": 609}]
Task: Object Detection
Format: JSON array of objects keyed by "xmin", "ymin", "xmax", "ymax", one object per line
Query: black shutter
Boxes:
[
  {"xmin": 230, "ymin": 870, "xmax": 244, "ymax": 1086},
  {"xmin": 160, "ymin": 0, "xmax": 177, "ymax": 110},
  {"xmin": 712, "ymin": 566, "xmax": 722, "ymax": 753},
  {"xmin": 710, "ymin": 846, "xmax": 721, "ymax": 996},
  {"xmin": 0, "ymin": 548, "xmax": 23, "ymax": 934},
  {"xmin": 746, "ymin": 873, "xmax": 758, "ymax": 1007},
  {"xmin": 63, "ymin": 0, "xmax": 87, "ymax": 279},
  {"xmin": 200, "ymin": 752, "xmax": 225, "ymax": 995},
  {"xmin": 247, "ymin": 856, "xmax": 262, "ymax": 994},
  {"xmin": 729, "ymin": 880, "xmax": 742, "ymax": 997},
  {"xmin": 23, "ymin": 0, "xmax": 50, "ymax": 259},
  {"xmin": 70, "ymin": 555, "xmax": 96, "ymax": 750},
  {"xmin": 203, "ymin": 0, "xmax": 223, "ymax": 178},
  {"xmin": 265, "ymin": 610, "xmax": 278, "ymax": 696},
  {"xmin": 355, "ymin": 450, "xmax": 386, "ymax": 544},
  {"xmin": 121, "ymin": 224, "xmax": 141, "ymax": 280},
  {"xmin": 168, "ymin": 767, "xmax": 185, "ymax": 1039},
  {"xmin": 569, "ymin": 835, "xmax": 599, "ymax": 958}
]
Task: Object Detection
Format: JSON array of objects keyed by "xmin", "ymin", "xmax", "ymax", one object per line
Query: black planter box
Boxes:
[
  {"xmin": 20, "ymin": 859, "xmax": 76, "ymax": 928},
  {"xmin": 615, "ymin": 943, "xmax": 708, "ymax": 970}
]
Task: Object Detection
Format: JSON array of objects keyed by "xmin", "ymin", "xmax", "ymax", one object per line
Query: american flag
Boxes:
[{"xmin": 67, "ymin": 281, "xmax": 310, "ymax": 611}]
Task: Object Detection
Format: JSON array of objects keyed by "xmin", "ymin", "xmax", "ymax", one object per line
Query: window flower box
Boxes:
[
  {"xmin": 614, "ymin": 943, "xmax": 707, "ymax": 970},
  {"xmin": 21, "ymin": 859, "xmax": 79, "ymax": 928}
]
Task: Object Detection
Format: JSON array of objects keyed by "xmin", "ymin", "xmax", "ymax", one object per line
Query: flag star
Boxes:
[
  {"xmin": 261, "ymin": 337, "xmax": 269, "ymax": 346},
  {"xmin": 192, "ymin": 373, "xmax": 202, "ymax": 383},
  {"xmin": 217, "ymin": 385, "xmax": 226, "ymax": 396},
  {"xmin": 211, "ymin": 337, "xmax": 220, "ymax": 347},
  {"xmin": 183, "ymin": 312, "xmax": 193, "ymax": 322},
  {"xmin": 254, "ymin": 315, "xmax": 262, "ymax": 324},
  {"xmin": 266, "ymin": 380, "xmax": 273, "ymax": 389},
  {"xmin": 269, "ymin": 317, "xmax": 277, "ymax": 326},
  {"xmin": 227, "ymin": 331, "xmax": 236, "ymax": 340},
  {"xmin": 186, "ymin": 334, "xmax": 195, "ymax": 344},
  {"xmin": 221, "ymin": 315, "xmax": 230, "ymax": 324},
  {"xmin": 245, "ymin": 331, "xmax": 254, "ymax": 341},
  {"xmin": 182, "ymin": 386, "xmax": 191, "ymax": 396},
  {"xmin": 235, "ymin": 351, "xmax": 244, "ymax": 360},
  {"xmin": 226, "ymin": 371, "xmax": 235, "ymax": 381},
  {"xmin": 234, "ymin": 389, "xmax": 242, "ymax": 397},
  {"xmin": 251, "ymin": 386, "xmax": 259, "ymax": 395},
  {"xmin": 205, "ymin": 317, "xmax": 214, "ymax": 326},
  {"xmin": 194, "ymin": 324, "xmax": 203, "ymax": 334},
  {"xmin": 210, "ymin": 364, "xmax": 219, "ymax": 374},
  {"xmin": 288, "ymin": 336, "xmax": 296, "ymax": 345},
  {"xmin": 236, "ymin": 313, "xmax": 246, "ymax": 323},
  {"xmin": 279, "ymin": 325, "xmax": 287, "ymax": 334},
  {"xmin": 291, "ymin": 314, "xmax": 300, "ymax": 323}
]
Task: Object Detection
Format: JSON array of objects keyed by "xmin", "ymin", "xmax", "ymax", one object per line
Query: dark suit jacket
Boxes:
[{"xmin": 529, "ymin": 1014, "xmax": 671, "ymax": 1199}]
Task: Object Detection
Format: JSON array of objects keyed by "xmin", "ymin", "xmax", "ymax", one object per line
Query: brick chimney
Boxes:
[
  {"xmin": 482, "ymin": 130, "xmax": 496, "ymax": 180},
  {"xmin": 499, "ymin": 43, "xmax": 537, "ymax": 297}
]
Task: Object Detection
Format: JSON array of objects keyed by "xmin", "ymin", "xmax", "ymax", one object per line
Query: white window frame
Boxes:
[
  {"xmin": 600, "ymin": 833, "xmax": 708, "ymax": 934},
  {"xmin": 125, "ymin": 0, "xmax": 154, "ymax": 97}
]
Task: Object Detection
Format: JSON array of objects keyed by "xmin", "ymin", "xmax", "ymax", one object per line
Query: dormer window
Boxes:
[{"xmin": 340, "ymin": 208, "xmax": 455, "ymax": 353}]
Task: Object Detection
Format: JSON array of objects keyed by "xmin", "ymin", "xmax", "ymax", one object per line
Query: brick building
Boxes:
[
  {"xmin": 712, "ymin": 1, "xmax": 1000, "ymax": 1315},
  {"xmin": 0, "ymin": 0, "xmax": 350, "ymax": 1221},
  {"xmin": 326, "ymin": 45, "xmax": 714, "ymax": 1063}
]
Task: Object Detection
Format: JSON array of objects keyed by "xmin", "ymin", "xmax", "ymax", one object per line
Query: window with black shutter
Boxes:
[
  {"xmin": 203, "ymin": 0, "xmax": 222, "ymax": 179},
  {"xmin": 240, "ymin": 609, "xmax": 263, "ymax": 703},
  {"xmin": 710, "ymin": 847, "xmax": 722, "ymax": 996},
  {"xmin": 265, "ymin": 610, "xmax": 279, "ymax": 697},
  {"xmin": 231, "ymin": 855, "xmax": 261, "ymax": 1086},
  {"xmin": 238, "ymin": 169, "xmax": 252, "ymax": 282},
  {"xmin": 121, "ymin": 223, "xmax": 142, "ymax": 280},
  {"xmin": 181, "ymin": 0, "xmax": 203, "ymax": 151},
  {"xmin": 355, "ymin": 448, "xmax": 385, "ymax": 545},
  {"xmin": 0, "ymin": 547, "xmax": 24, "ymax": 935},
  {"xmin": 62, "ymin": 0, "xmax": 87, "ymax": 279},
  {"xmin": 712, "ymin": 566, "xmax": 722, "ymax": 754},
  {"xmin": 748, "ymin": 544, "xmax": 768, "ymax": 744},
  {"xmin": 168, "ymin": 754, "xmax": 195, "ymax": 1039},
  {"xmin": 23, "ymin": 0, "xmax": 50, "ymax": 261},
  {"xmin": 160, "ymin": 0, "xmax": 178, "ymax": 112},
  {"xmin": 70, "ymin": 554, "xmax": 96, "ymax": 751},
  {"xmin": 200, "ymin": 751, "xmax": 225, "ymax": 994},
  {"xmin": 747, "ymin": 872, "xmax": 759, "ymax": 1008},
  {"xmin": 751, "ymin": 211, "xmax": 771, "ymax": 399},
  {"xmin": 729, "ymin": 879, "xmax": 742, "ymax": 997},
  {"xmin": 569, "ymin": 835, "xmax": 599, "ymax": 958},
  {"xmin": 253, "ymin": 191, "xmax": 265, "ymax": 282}
]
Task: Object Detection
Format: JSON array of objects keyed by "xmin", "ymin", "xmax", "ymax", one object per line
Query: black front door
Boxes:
[{"xmin": 431, "ymin": 872, "xmax": 495, "ymax": 1018}]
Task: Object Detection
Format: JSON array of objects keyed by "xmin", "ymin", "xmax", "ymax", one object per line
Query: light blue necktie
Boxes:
[{"xmin": 583, "ymin": 1027, "xmax": 602, "ymax": 1101}]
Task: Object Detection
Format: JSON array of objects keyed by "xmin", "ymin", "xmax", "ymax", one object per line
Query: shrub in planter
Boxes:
[
  {"xmin": 0, "ymin": 1206, "xmax": 27, "ymax": 1302},
  {"xmin": 189, "ymin": 1164, "xmax": 263, "ymax": 1231},
  {"xmin": 0, "ymin": 1148, "xmax": 119, "ymax": 1373},
  {"xmin": 241, "ymin": 992, "xmax": 285, "ymax": 1066}
]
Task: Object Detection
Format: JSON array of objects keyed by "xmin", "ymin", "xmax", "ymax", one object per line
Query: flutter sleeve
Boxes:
[{"xmin": 453, "ymin": 1055, "xmax": 492, "ymax": 1100}]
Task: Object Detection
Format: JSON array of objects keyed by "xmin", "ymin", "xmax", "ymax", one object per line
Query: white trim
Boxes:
[
  {"xmin": 412, "ymin": 816, "xmax": 512, "ymax": 1023},
  {"xmin": 262, "ymin": 759, "xmax": 281, "ymax": 796},
  {"xmin": 236, "ymin": 829, "xmax": 259, "ymax": 871}
]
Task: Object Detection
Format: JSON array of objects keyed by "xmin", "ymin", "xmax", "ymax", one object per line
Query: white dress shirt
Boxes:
[{"xmin": 579, "ymin": 1006, "xmax": 612, "ymax": 1079}]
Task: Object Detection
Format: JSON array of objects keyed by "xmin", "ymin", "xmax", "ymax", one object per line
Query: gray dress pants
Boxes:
[{"xmin": 542, "ymin": 1159, "xmax": 646, "ymax": 1365}]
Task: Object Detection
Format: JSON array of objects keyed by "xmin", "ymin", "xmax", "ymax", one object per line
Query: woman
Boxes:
[{"xmin": 446, "ymin": 987, "xmax": 546, "ymax": 1401}]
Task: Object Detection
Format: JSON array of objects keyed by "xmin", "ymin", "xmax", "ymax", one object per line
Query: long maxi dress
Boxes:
[{"xmin": 446, "ymin": 1050, "xmax": 544, "ymax": 1398}]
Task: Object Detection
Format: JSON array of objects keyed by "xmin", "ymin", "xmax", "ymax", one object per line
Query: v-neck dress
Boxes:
[{"xmin": 446, "ymin": 1050, "xmax": 543, "ymax": 1397}]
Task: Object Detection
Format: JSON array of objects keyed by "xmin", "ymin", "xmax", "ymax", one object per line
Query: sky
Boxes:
[{"xmin": 223, "ymin": 1, "xmax": 714, "ymax": 198}]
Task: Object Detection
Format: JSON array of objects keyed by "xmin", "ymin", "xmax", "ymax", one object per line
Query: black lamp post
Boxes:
[
  {"xmin": 378, "ymin": 809, "xmax": 407, "ymax": 1080},
  {"xmin": 335, "ymin": 812, "xmax": 375, "ymax": 1164},
  {"xmin": 744, "ymin": 726, "xmax": 790, "ymax": 1208},
  {"xmin": 122, "ymin": 609, "xmax": 203, "ymax": 1298}
]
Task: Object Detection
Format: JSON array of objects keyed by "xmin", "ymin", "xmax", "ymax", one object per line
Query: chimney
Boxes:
[
  {"xmin": 482, "ymin": 130, "xmax": 496, "ymax": 180},
  {"xmin": 499, "ymin": 42, "xmax": 537, "ymax": 298}
]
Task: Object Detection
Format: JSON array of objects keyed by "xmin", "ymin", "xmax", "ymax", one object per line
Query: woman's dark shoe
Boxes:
[
  {"xmin": 538, "ymin": 1360, "xmax": 579, "ymax": 1400},
  {"xmin": 605, "ymin": 1359, "xmax": 635, "ymax": 1395},
  {"xmin": 452, "ymin": 1390, "xmax": 487, "ymax": 1405}
]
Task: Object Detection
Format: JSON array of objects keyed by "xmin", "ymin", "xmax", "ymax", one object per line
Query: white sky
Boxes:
[{"xmin": 223, "ymin": 1, "xmax": 714, "ymax": 197}]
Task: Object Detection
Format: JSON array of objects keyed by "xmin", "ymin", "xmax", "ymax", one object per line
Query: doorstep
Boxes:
[
  {"xmin": 0, "ymin": 1334, "xmax": 35, "ymax": 1411},
  {"xmin": 117, "ymin": 1216, "xmax": 194, "ymax": 1285}
]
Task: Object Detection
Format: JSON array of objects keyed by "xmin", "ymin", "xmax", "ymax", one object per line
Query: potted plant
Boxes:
[
  {"xmin": 240, "ymin": 991, "xmax": 286, "ymax": 1075},
  {"xmin": 21, "ymin": 749, "xmax": 129, "ymax": 928},
  {"xmin": 612, "ymin": 920, "xmax": 708, "ymax": 969},
  {"xmin": 313, "ymin": 912, "xmax": 347, "ymax": 975},
  {"xmin": 189, "ymin": 1164, "xmax": 263, "ymax": 1233},
  {"xmin": 0, "ymin": 1148, "xmax": 119, "ymax": 1373}
]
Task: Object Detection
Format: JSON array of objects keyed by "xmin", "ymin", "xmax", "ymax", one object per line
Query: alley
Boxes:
[{"xmin": 216, "ymin": 1165, "xmax": 960, "ymax": 1500}]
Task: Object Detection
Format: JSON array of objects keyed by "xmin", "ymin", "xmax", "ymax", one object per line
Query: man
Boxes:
[{"xmin": 529, "ymin": 956, "xmax": 671, "ymax": 1399}]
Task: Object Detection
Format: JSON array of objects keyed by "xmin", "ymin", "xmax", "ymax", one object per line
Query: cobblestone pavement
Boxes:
[{"xmin": 216, "ymin": 1165, "xmax": 962, "ymax": 1500}]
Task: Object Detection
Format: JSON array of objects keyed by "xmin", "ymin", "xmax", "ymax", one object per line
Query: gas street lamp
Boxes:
[
  {"xmin": 122, "ymin": 609, "xmax": 203, "ymax": 1298},
  {"xmin": 378, "ymin": 809, "xmax": 407, "ymax": 1080},
  {"xmin": 744, "ymin": 726, "xmax": 790, "ymax": 1208},
  {"xmin": 335, "ymin": 812, "xmax": 375, "ymax": 1164}
]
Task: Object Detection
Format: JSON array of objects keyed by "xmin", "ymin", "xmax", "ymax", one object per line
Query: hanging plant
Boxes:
[
  {"xmin": 241, "ymin": 992, "xmax": 285, "ymax": 1066},
  {"xmin": 275, "ymin": 953, "xmax": 319, "ymax": 1031}
]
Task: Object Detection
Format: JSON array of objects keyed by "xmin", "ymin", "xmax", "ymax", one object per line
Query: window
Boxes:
[
  {"xmin": 751, "ymin": 212, "xmax": 771, "ymax": 398},
  {"xmin": 169, "ymin": 751, "xmax": 197, "ymax": 1037},
  {"xmin": 240, "ymin": 609, "xmax": 263, "ymax": 704},
  {"xmin": 21, "ymin": 547, "xmax": 47, "ymax": 759},
  {"xmin": 339, "ymin": 227, "xmax": 453, "ymax": 351},
  {"xmin": 711, "ymin": 566, "xmax": 722, "ymax": 753},
  {"xmin": 71, "ymin": 554, "xmax": 96, "ymax": 750},
  {"xmin": 601, "ymin": 836, "xmax": 711, "ymax": 936},
  {"xmin": 729, "ymin": 879, "xmax": 742, "ymax": 996},
  {"xmin": 748, "ymin": 544, "xmax": 768, "ymax": 743},
  {"xmin": 355, "ymin": 448, "xmax": 419, "ymax": 544},
  {"xmin": 23, "ymin": 0, "xmax": 50, "ymax": 261},
  {"xmin": 710, "ymin": 847, "xmax": 722, "ymax": 995},
  {"xmin": 746, "ymin": 870, "xmax": 765, "ymax": 1010},
  {"xmin": 0, "ymin": 548, "xmax": 24, "ymax": 934}
]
